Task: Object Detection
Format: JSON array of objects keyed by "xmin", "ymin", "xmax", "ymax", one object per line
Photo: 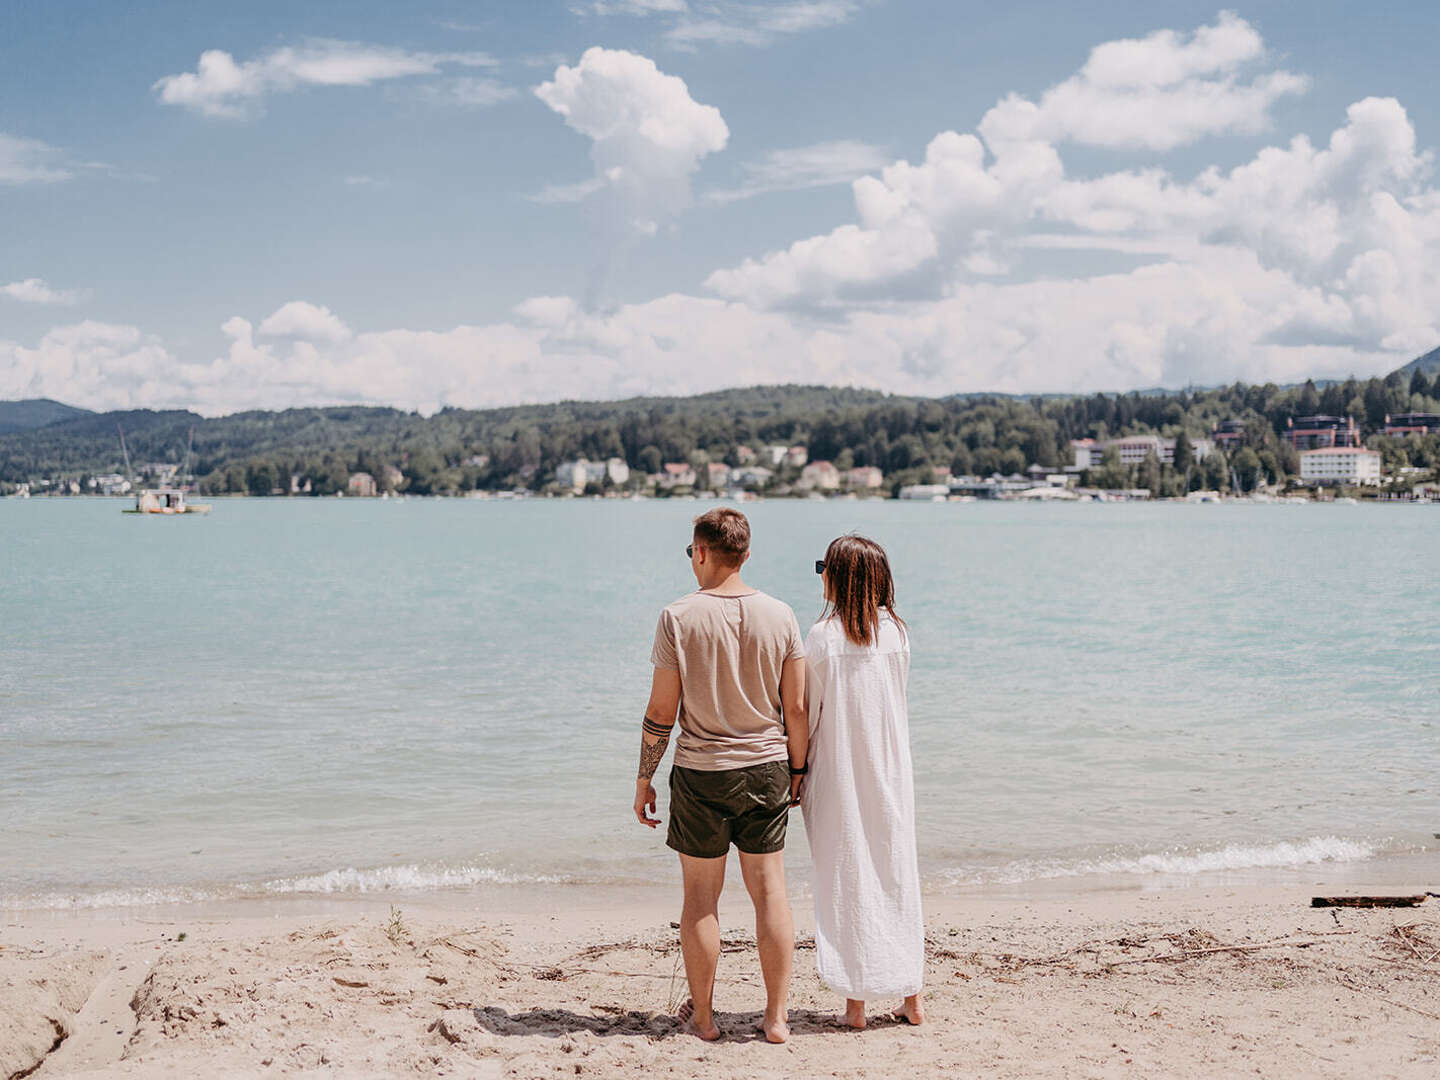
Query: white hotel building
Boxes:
[
  {"xmin": 1070, "ymin": 435, "xmax": 1214, "ymax": 469},
  {"xmin": 1299, "ymin": 447, "xmax": 1382, "ymax": 485}
]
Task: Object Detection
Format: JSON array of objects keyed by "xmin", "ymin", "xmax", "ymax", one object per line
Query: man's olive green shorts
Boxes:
[{"xmin": 666, "ymin": 760, "xmax": 791, "ymax": 859}]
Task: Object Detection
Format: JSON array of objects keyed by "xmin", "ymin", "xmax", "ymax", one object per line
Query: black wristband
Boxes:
[{"xmin": 789, "ymin": 763, "xmax": 808, "ymax": 776}]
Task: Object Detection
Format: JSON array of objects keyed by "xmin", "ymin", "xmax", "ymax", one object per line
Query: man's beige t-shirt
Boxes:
[{"xmin": 650, "ymin": 590, "xmax": 805, "ymax": 772}]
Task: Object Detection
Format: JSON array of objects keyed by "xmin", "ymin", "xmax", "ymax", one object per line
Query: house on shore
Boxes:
[
  {"xmin": 347, "ymin": 472, "xmax": 377, "ymax": 497},
  {"xmin": 846, "ymin": 466, "xmax": 885, "ymax": 490},
  {"xmin": 555, "ymin": 457, "xmax": 630, "ymax": 492},
  {"xmin": 799, "ymin": 461, "xmax": 841, "ymax": 491}
]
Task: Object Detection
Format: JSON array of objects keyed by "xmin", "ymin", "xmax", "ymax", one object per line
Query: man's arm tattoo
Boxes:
[{"xmin": 638, "ymin": 715, "xmax": 674, "ymax": 780}]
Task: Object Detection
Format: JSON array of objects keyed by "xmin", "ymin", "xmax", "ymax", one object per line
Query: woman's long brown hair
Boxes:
[{"xmin": 821, "ymin": 534, "xmax": 906, "ymax": 646}]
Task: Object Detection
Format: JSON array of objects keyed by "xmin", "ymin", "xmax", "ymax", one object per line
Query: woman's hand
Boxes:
[{"xmin": 789, "ymin": 774, "xmax": 804, "ymax": 807}]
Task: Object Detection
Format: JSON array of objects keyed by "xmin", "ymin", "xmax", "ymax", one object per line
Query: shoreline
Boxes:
[
  {"xmin": 7, "ymin": 845, "xmax": 1436, "ymax": 920},
  {"xmin": 5, "ymin": 876, "xmax": 1437, "ymax": 1077}
]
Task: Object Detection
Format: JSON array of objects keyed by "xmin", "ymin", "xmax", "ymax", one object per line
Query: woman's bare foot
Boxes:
[
  {"xmin": 758, "ymin": 1013, "xmax": 790, "ymax": 1044},
  {"xmin": 839, "ymin": 999, "xmax": 866, "ymax": 1030},
  {"xmin": 677, "ymin": 998, "xmax": 721, "ymax": 1041},
  {"xmin": 892, "ymin": 993, "xmax": 925, "ymax": 1026}
]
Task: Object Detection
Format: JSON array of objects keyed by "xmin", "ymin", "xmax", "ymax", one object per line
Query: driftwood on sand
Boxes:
[{"xmin": 1310, "ymin": 894, "xmax": 1434, "ymax": 908}]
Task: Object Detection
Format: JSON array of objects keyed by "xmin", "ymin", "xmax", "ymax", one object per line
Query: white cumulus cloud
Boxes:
[
  {"xmin": 0, "ymin": 322, "xmax": 179, "ymax": 411},
  {"xmin": 1, "ymin": 278, "xmax": 83, "ymax": 305},
  {"xmin": 978, "ymin": 10, "xmax": 1307, "ymax": 151},
  {"xmin": 154, "ymin": 40, "xmax": 498, "ymax": 118},
  {"xmin": 535, "ymin": 47, "xmax": 729, "ymax": 234},
  {"xmin": 256, "ymin": 301, "xmax": 353, "ymax": 344}
]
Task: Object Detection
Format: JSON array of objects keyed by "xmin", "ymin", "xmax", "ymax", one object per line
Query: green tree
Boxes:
[
  {"xmin": 1088, "ymin": 448, "xmax": 1131, "ymax": 490},
  {"xmin": 1172, "ymin": 431, "xmax": 1193, "ymax": 473},
  {"xmin": 1138, "ymin": 452, "xmax": 1162, "ymax": 496},
  {"xmin": 1201, "ymin": 449, "xmax": 1228, "ymax": 491},
  {"xmin": 950, "ymin": 445, "xmax": 973, "ymax": 477},
  {"xmin": 1232, "ymin": 447, "xmax": 1261, "ymax": 492},
  {"xmin": 247, "ymin": 462, "xmax": 277, "ymax": 496}
]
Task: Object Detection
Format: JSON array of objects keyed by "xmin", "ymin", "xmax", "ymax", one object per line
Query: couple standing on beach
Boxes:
[{"xmin": 633, "ymin": 507, "xmax": 923, "ymax": 1042}]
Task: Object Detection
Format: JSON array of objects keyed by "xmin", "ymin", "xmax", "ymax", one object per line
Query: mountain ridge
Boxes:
[{"xmin": 0, "ymin": 398, "xmax": 94, "ymax": 436}]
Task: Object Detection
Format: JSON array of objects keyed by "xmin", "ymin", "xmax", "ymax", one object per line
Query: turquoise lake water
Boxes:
[{"xmin": 1, "ymin": 497, "xmax": 1435, "ymax": 909}]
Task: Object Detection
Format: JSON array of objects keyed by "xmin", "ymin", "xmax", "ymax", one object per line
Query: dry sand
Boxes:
[{"xmin": 3, "ymin": 880, "xmax": 1439, "ymax": 1079}]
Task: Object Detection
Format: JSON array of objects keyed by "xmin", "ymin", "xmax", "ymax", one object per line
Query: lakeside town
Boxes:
[
  {"xmin": 12, "ymin": 411, "xmax": 1440, "ymax": 505},
  {"xmin": 5, "ymin": 366, "xmax": 1440, "ymax": 505}
]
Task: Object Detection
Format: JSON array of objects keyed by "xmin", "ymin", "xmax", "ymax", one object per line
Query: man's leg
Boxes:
[
  {"xmin": 678, "ymin": 852, "xmax": 726, "ymax": 1040},
  {"xmin": 737, "ymin": 849, "xmax": 792, "ymax": 1044}
]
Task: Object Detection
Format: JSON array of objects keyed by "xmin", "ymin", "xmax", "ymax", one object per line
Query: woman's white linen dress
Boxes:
[{"xmin": 800, "ymin": 613, "xmax": 924, "ymax": 1000}]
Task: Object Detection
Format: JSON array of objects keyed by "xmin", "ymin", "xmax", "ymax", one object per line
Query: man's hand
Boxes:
[
  {"xmin": 635, "ymin": 779, "xmax": 660, "ymax": 828},
  {"xmin": 789, "ymin": 774, "xmax": 804, "ymax": 808}
]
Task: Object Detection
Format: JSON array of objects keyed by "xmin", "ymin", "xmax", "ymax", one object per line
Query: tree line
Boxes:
[{"xmin": 2, "ymin": 369, "xmax": 1438, "ymax": 497}]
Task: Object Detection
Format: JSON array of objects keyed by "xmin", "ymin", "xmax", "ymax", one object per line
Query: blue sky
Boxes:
[{"xmin": 2, "ymin": 1, "xmax": 1439, "ymax": 413}]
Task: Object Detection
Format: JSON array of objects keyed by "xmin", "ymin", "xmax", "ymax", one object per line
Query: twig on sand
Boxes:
[
  {"xmin": 1103, "ymin": 938, "xmax": 1321, "ymax": 967},
  {"xmin": 1336, "ymin": 975, "xmax": 1440, "ymax": 1021},
  {"xmin": 1368, "ymin": 955, "xmax": 1440, "ymax": 975},
  {"xmin": 1387, "ymin": 922, "xmax": 1436, "ymax": 963},
  {"xmin": 975, "ymin": 932, "xmax": 1330, "ymax": 971},
  {"xmin": 664, "ymin": 947, "xmax": 684, "ymax": 1013},
  {"xmin": 434, "ymin": 944, "xmax": 486, "ymax": 961}
]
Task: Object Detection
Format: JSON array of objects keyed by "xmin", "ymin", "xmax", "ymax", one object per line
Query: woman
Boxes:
[{"xmin": 799, "ymin": 534, "xmax": 924, "ymax": 1030}]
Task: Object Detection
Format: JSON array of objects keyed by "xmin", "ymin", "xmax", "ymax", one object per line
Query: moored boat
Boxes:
[{"xmin": 123, "ymin": 488, "xmax": 211, "ymax": 515}]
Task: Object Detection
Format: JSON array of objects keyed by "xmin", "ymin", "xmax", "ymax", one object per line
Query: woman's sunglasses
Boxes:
[{"xmin": 815, "ymin": 560, "xmax": 825, "ymax": 575}]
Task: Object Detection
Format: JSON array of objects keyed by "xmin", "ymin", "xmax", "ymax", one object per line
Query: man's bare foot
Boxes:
[
  {"xmin": 893, "ymin": 994, "xmax": 925, "ymax": 1026},
  {"xmin": 677, "ymin": 998, "xmax": 721, "ymax": 1041},
  {"xmin": 839, "ymin": 999, "xmax": 866, "ymax": 1030}
]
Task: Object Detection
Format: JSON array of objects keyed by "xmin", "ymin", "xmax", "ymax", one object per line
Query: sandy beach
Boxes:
[{"xmin": 4, "ymin": 874, "xmax": 1438, "ymax": 1079}]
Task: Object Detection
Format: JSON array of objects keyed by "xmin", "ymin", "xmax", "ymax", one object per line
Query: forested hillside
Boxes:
[
  {"xmin": 0, "ymin": 398, "xmax": 93, "ymax": 436},
  {"xmin": 3, "ymin": 369, "xmax": 1438, "ymax": 496}
]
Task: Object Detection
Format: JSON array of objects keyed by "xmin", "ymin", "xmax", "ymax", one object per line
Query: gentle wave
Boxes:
[
  {"xmin": 257, "ymin": 862, "xmax": 571, "ymax": 894},
  {"xmin": 944, "ymin": 835, "xmax": 1388, "ymax": 886},
  {"xmin": 1, "ymin": 838, "xmax": 1401, "ymax": 910},
  {"xmin": 1, "ymin": 861, "xmax": 571, "ymax": 911},
  {"xmin": 0, "ymin": 885, "xmax": 224, "ymax": 911}
]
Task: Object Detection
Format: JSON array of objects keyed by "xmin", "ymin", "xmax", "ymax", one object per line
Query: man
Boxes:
[{"xmin": 633, "ymin": 507, "xmax": 808, "ymax": 1044}]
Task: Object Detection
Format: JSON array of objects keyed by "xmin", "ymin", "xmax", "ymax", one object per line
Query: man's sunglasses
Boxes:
[{"xmin": 687, "ymin": 545, "xmax": 825, "ymax": 575}]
